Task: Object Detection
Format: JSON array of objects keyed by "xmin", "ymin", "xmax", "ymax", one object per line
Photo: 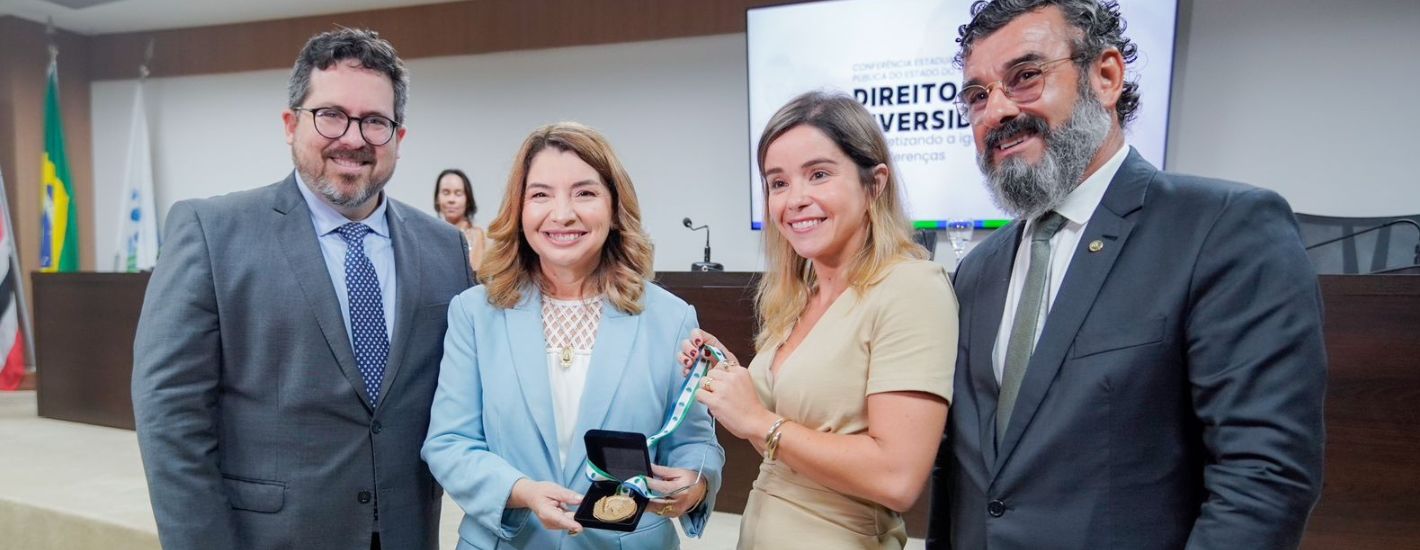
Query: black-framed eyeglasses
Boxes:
[
  {"xmin": 293, "ymin": 107, "xmax": 401, "ymax": 146},
  {"xmin": 955, "ymin": 56, "xmax": 1078, "ymax": 121}
]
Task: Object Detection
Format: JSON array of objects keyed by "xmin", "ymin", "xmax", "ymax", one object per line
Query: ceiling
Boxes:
[{"xmin": 0, "ymin": 0, "xmax": 463, "ymax": 35}]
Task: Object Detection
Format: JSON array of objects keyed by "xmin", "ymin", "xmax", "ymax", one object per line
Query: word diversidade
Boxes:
[{"xmin": 852, "ymin": 83, "xmax": 970, "ymax": 132}]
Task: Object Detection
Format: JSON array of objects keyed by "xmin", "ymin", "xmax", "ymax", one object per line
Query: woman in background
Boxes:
[
  {"xmin": 684, "ymin": 92, "xmax": 957, "ymax": 549},
  {"xmin": 424, "ymin": 122, "xmax": 723, "ymax": 549},
  {"xmin": 434, "ymin": 168, "xmax": 487, "ymax": 272}
]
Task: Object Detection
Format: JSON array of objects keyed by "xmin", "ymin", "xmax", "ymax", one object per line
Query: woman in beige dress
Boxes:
[
  {"xmin": 434, "ymin": 168, "xmax": 488, "ymax": 273},
  {"xmin": 683, "ymin": 92, "xmax": 958, "ymax": 549}
]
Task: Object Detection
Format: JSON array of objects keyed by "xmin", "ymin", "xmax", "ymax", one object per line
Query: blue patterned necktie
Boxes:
[{"xmin": 337, "ymin": 222, "xmax": 389, "ymax": 406}]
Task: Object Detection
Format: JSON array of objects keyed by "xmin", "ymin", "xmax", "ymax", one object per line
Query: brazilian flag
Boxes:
[{"xmin": 40, "ymin": 61, "xmax": 78, "ymax": 272}]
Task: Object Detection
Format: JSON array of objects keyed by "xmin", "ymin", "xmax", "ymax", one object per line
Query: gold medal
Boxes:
[
  {"xmin": 560, "ymin": 347, "xmax": 573, "ymax": 369},
  {"xmin": 592, "ymin": 494, "xmax": 637, "ymax": 523}
]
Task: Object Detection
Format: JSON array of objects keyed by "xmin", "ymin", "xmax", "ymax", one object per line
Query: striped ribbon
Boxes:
[{"xmin": 582, "ymin": 344, "xmax": 726, "ymax": 498}]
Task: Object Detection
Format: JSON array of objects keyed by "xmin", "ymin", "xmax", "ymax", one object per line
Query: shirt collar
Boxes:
[
  {"xmin": 1054, "ymin": 141, "xmax": 1130, "ymax": 226},
  {"xmin": 293, "ymin": 170, "xmax": 390, "ymax": 238}
]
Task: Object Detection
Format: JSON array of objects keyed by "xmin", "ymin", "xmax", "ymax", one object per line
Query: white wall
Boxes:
[
  {"xmin": 92, "ymin": 35, "xmax": 763, "ymax": 273},
  {"xmin": 1166, "ymin": 0, "xmax": 1418, "ymax": 216},
  {"xmin": 92, "ymin": 0, "xmax": 1420, "ymax": 272}
]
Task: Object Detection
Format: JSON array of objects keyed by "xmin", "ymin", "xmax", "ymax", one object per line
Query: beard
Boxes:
[
  {"xmin": 292, "ymin": 144, "xmax": 389, "ymax": 211},
  {"xmin": 976, "ymin": 84, "xmax": 1113, "ymax": 220}
]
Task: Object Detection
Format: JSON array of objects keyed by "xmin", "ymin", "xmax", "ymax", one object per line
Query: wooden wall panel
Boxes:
[
  {"xmin": 87, "ymin": 0, "xmax": 799, "ymax": 81},
  {"xmin": 0, "ymin": 16, "xmax": 96, "ymax": 341}
]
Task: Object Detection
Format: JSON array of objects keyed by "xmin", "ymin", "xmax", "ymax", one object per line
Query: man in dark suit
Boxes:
[
  {"xmin": 929, "ymin": 1, "xmax": 1326, "ymax": 548},
  {"xmin": 132, "ymin": 29, "xmax": 472, "ymax": 550}
]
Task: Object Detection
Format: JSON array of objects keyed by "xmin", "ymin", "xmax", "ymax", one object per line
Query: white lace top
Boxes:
[{"xmin": 541, "ymin": 294, "xmax": 603, "ymax": 467}]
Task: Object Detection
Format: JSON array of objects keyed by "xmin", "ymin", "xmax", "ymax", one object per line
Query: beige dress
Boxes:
[
  {"xmin": 460, "ymin": 225, "xmax": 486, "ymax": 273},
  {"xmin": 738, "ymin": 260, "xmax": 958, "ymax": 549}
]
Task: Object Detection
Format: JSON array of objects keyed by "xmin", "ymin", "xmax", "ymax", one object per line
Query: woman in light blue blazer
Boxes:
[{"xmin": 423, "ymin": 122, "xmax": 723, "ymax": 549}]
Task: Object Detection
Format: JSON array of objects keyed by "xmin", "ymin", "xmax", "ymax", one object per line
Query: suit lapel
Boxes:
[
  {"xmin": 506, "ymin": 293, "xmax": 561, "ymax": 466},
  {"xmin": 562, "ymin": 302, "xmax": 639, "ymax": 483},
  {"xmin": 992, "ymin": 150, "xmax": 1152, "ymax": 476},
  {"xmin": 272, "ymin": 175, "xmax": 373, "ymax": 410},
  {"xmin": 971, "ymin": 222, "xmax": 1022, "ymax": 473},
  {"xmin": 376, "ymin": 201, "xmax": 421, "ymax": 411}
]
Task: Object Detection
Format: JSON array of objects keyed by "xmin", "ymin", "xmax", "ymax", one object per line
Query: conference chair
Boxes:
[{"xmin": 1295, "ymin": 213, "xmax": 1420, "ymax": 274}]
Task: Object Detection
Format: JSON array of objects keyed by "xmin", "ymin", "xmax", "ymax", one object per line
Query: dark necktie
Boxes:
[
  {"xmin": 997, "ymin": 211, "xmax": 1068, "ymax": 443},
  {"xmin": 337, "ymin": 222, "xmax": 389, "ymax": 406}
]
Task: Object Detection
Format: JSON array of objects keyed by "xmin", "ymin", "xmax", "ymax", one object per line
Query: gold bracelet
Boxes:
[
  {"xmin": 764, "ymin": 418, "xmax": 789, "ymax": 461},
  {"xmin": 764, "ymin": 417, "xmax": 788, "ymax": 448},
  {"xmin": 765, "ymin": 429, "xmax": 785, "ymax": 461}
]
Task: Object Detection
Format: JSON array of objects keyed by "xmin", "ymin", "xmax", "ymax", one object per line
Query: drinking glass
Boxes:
[{"xmin": 946, "ymin": 219, "xmax": 975, "ymax": 263}]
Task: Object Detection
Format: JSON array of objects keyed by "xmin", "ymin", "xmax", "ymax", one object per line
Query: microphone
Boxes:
[
  {"xmin": 1304, "ymin": 218, "xmax": 1420, "ymax": 272},
  {"xmin": 683, "ymin": 217, "xmax": 724, "ymax": 272}
]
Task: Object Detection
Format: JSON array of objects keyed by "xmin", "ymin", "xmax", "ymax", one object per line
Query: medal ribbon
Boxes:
[{"xmin": 582, "ymin": 344, "xmax": 725, "ymax": 498}]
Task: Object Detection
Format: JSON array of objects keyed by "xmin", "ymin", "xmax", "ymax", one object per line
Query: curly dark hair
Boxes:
[
  {"xmin": 954, "ymin": 0, "xmax": 1140, "ymax": 128},
  {"xmin": 288, "ymin": 28, "xmax": 409, "ymax": 123}
]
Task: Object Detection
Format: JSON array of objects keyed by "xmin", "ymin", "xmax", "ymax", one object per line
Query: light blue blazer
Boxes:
[{"xmin": 423, "ymin": 282, "xmax": 724, "ymax": 549}]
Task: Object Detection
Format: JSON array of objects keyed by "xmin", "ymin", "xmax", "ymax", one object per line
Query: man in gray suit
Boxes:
[
  {"xmin": 929, "ymin": 1, "xmax": 1326, "ymax": 548},
  {"xmin": 132, "ymin": 29, "xmax": 471, "ymax": 550}
]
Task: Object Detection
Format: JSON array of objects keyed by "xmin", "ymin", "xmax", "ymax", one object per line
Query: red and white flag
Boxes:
[{"xmin": 0, "ymin": 167, "xmax": 29, "ymax": 390}]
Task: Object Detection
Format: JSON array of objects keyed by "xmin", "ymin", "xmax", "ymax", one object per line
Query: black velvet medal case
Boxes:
[{"xmin": 574, "ymin": 429, "xmax": 652, "ymax": 531}]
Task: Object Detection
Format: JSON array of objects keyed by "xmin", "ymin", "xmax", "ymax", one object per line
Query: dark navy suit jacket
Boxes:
[{"xmin": 929, "ymin": 150, "xmax": 1326, "ymax": 549}]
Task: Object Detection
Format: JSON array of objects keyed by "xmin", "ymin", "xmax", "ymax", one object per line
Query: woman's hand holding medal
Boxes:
[
  {"xmin": 646, "ymin": 464, "xmax": 708, "ymax": 519},
  {"xmin": 508, "ymin": 478, "xmax": 584, "ymax": 535},
  {"xmin": 680, "ymin": 329, "xmax": 779, "ymax": 444}
]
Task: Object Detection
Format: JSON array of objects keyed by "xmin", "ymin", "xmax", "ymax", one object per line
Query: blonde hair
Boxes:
[
  {"xmin": 480, "ymin": 122, "xmax": 654, "ymax": 314},
  {"xmin": 754, "ymin": 92, "xmax": 926, "ymax": 350}
]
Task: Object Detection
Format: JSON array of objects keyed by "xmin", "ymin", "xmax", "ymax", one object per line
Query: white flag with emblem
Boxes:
[{"xmin": 114, "ymin": 81, "xmax": 159, "ymax": 271}]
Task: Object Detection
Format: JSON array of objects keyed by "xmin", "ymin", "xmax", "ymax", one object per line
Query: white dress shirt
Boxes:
[
  {"xmin": 294, "ymin": 171, "xmax": 397, "ymax": 343},
  {"xmin": 992, "ymin": 143, "xmax": 1130, "ymax": 383}
]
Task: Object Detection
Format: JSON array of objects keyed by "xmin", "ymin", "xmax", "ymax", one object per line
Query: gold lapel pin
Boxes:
[{"xmin": 1088, "ymin": 240, "xmax": 1104, "ymax": 253}]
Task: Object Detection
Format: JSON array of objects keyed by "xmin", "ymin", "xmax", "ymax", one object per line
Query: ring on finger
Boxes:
[{"xmin": 703, "ymin": 377, "xmax": 714, "ymax": 391}]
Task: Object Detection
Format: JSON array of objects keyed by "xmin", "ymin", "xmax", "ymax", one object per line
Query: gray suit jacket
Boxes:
[
  {"xmin": 132, "ymin": 174, "xmax": 474, "ymax": 550},
  {"xmin": 928, "ymin": 150, "xmax": 1326, "ymax": 549}
]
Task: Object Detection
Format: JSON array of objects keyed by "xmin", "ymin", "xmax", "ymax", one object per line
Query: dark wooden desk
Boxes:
[
  {"xmin": 1303, "ymin": 275, "xmax": 1420, "ymax": 549},
  {"xmin": 32, "ymin": 272, "xmax": 1420, "ymax": 545},
  {"xmin": 33, "ymin": 272, "xmax": 149, "ymax": 430}
]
